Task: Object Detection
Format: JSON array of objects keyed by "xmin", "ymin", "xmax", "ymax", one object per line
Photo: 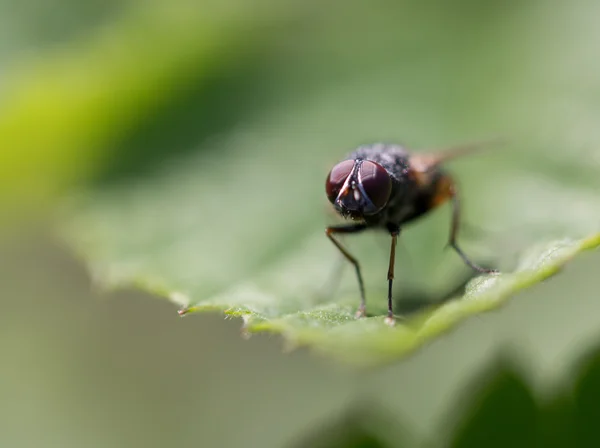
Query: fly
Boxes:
[{"xmin": 325, "ymin": 141, "xmax": 500, "ymax": 325}]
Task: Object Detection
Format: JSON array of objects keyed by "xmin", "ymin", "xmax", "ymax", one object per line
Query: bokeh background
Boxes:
[{"xmin": 2, "ymin": 0, "xmax": 600, "ymax": 446}]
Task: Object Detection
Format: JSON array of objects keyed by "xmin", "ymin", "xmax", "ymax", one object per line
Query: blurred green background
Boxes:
[{"xmin": 2, "ymin": 0, "xmax": 600, "ymax": 446}]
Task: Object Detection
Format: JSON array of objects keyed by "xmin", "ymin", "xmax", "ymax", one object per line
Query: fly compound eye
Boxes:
[
  {"xmin": 358, "ymin": 160, "xmax": 392, "ymax": 214},
  {"xmin": 325, "ymin": 159, "xmax": 355, "ymax": 203}
]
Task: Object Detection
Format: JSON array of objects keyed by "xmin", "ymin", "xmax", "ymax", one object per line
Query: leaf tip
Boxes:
[{"xmin": 177, "ymin": 307, "xmax": 191, "ymax": 316}]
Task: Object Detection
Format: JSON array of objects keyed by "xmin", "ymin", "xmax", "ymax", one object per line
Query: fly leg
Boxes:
[
  {"xmin": 446, "ymin": 179, "xmax": 498, "ymax": 274},
  {"xmin": 326, "ymin": 223, "xmax": 368, "ymax": 318},
  {"xmin": 385, "ymin": 225, "xmax": 400, "ymax": 326}
]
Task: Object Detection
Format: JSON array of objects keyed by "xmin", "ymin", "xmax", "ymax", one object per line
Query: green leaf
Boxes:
[
  {"xmin": 50, "ymin": 0, "xmax": 600, "ymax": 368},
  {"xmin": 60, "ymin": 135, "xmax": 600, "ymax": 367},
  {"xmin": 571, "ymin": 344, "xmax": 600, "ymax": 445},
  {"xmin": 535, "ymin": 394, "xmax": 575, "ymax": 448},
  {"xmin": 447, "ymin": 362, "xmax": 538, "ymax": 448},
  {"xmin": 0, "ymin": 0, "xmax": 283, "ymax": 210},
  {"xmin": 288, "ymin": 402, "xmax": 412, "ymax": 448},
  {"xmin": 444, "ymin": 344, "xmax": 600, "ymax": 448}
]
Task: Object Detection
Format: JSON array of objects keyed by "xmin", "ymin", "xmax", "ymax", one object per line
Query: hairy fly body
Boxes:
[{"xmin": 325, "ymin": 142, "xmax": 498, "ymax": 325}]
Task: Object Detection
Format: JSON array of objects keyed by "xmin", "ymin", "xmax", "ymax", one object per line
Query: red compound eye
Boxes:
[
  {"xmin": 358, "ymin": 160, "xmax": 392, "ymax": 213},
  {"xmin": 325, "ymin": 159, "xmax": 355, "ymax": 203}
]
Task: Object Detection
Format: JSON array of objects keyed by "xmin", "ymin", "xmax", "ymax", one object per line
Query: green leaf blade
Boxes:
[{"xmin": 63, "ymin": 179, "xmax": 600, "ymax": 368}]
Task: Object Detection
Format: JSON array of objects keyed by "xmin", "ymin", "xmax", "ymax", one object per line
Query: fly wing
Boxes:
[{"xmin": 409, "ymin": 137, "xmax": 506, "ymax": 173}]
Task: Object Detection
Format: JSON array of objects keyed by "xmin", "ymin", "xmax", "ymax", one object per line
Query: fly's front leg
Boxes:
[
  {"xmin": 325, "ymin": 223, "xmax": 368, "ymax": 318},
  {"xmin": 385, "ymin": 224, "xmax": 400, "ymax": 326}
]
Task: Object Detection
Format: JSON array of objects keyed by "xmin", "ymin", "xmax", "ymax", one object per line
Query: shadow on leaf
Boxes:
[{"xmin": 392, "ymin": 270, "xmax": 479, "ymax": 316}]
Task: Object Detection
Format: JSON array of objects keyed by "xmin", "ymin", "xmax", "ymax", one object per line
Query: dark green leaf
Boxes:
[
  {"xmin": 288, "ymin": 403, "xmax": 411, "ymax": 448},
  {"xmin": 447, "ymin": 362, "xmax": 538, "ymax": 448},
  {"xmin": 571, "ymin": 345, "xmax": 600, "ymax": 445}
]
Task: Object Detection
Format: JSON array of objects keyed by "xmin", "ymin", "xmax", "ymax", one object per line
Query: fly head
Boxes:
[{"xmin": 325, "ymin": 158, "xmax": 392, "ymax": 220}]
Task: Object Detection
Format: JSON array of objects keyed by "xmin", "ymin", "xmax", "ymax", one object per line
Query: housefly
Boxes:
[{"xmin": 325, "ymin": 141, "xmax": 499, "ymax": 325}]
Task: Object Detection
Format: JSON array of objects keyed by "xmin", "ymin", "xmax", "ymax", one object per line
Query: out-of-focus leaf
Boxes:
[
  {"xmin": 448, "ymin": 362, "xmax": 538, "ymax": 448},
  {"xmin": 288, "ymin": 402, "xmax": 411, "ymax": 448},
  {"xmin": 571, "ymin": 345, "xmax": 600, "ymax": 445},
  {"xmin": 535, "ymin": 394, "xmax": 575, "ymax": 448},
  {"xmin": 446, "ymin": 344, "xmax": 600, "ymax": 447},
  {"xmin": 0, "ymin": 0, "xmax": 287, "ymax": 211}
]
